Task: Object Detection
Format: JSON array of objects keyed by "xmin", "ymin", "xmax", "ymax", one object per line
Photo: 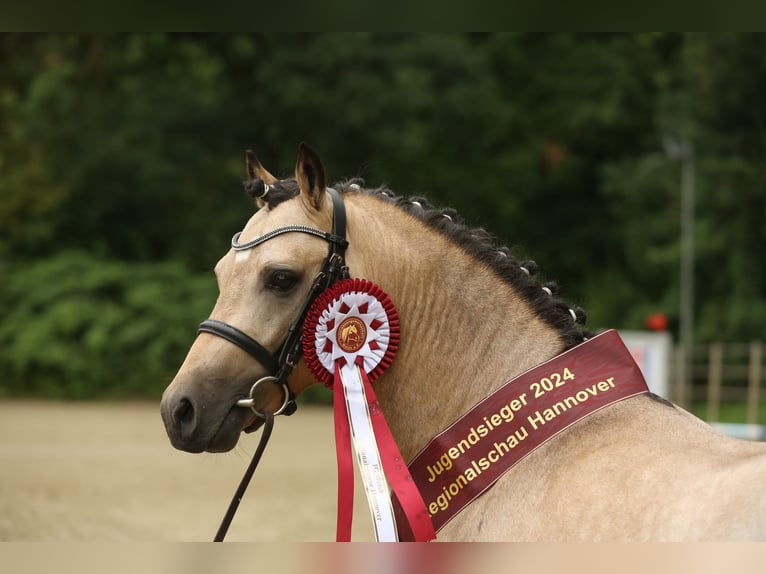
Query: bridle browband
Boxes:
[{"xmin": 198, "ymin": 187, "xmax": 349, "ymax": 419}]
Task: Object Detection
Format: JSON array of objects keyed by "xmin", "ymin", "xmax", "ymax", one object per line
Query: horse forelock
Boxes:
[
  {"xmin": 244, "ymin": 177, "xmax": 300, "ymax": 209},
  {"xmin": 243, "ymin": 175, "xmax": 589, "ymax": 349}
]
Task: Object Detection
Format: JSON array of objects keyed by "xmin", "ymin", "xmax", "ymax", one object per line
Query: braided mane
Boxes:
[{"xmin": 245, "ymin": 177, "xmax": 590, "ymax": 350}]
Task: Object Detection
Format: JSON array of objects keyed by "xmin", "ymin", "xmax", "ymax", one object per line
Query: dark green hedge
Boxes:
[{"xmin": 0, "ymin": 252, "xmax": 216, "ymax": 399}]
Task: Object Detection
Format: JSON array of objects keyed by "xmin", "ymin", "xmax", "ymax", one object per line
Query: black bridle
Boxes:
[
  {"xmin": 198, "ymin": 187, "xmax": 349, "ymax": 418},
  {"xmin": 206, "ymin": 187, "xmax": 349, "ymax": 542}
]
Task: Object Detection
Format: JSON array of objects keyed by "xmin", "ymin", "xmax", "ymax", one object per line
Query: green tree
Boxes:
[
  {"xmin": 599, "ymin": 33, "xmax": 766, "ymax": 341},
  {"xmin": 2, "ymin": 33, "xmax": 766, "ymax": 398}
]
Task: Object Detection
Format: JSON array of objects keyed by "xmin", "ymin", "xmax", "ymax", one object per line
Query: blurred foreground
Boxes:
[
  {"xmin": 0, "ymin": 401, "xmax": 372, "ymax": 541},
  {"xmin": 2, "ymin": 401, "xmax": 766, "ymax": 572}
]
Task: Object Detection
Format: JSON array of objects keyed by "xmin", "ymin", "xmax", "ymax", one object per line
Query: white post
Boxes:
[{"xmin": 664, "ymin": 136, "xmax": 695, "ymax": 408}]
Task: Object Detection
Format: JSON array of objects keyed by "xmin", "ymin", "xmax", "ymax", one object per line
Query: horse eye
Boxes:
[{"xmin": 266, "ymin": 270, "xmax": 299, "ymax": 293}]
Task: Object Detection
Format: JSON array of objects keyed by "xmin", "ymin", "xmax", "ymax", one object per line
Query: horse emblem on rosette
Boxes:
[
  {"xmin": 337, "ymin": 317, "xmax": 365, "ymax": 353},
  {"xmin": 161, "ymin": 143, "xmax": 766, "ymax": 541}
]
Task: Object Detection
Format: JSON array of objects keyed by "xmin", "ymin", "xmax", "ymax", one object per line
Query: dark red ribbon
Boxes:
[
  {"xmin": 332, "ymin": 359, "xmax": 436, "ymax": 542},
  {"xmin": 396, "ymin": 329, "xmax": 650, "ymax": 537},
  {"xmin": 332, "ymin": 362, "xmax": 354, "ymax": 542}
]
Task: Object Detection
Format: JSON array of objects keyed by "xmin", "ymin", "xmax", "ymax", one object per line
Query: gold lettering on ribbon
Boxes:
[
  {"xmin": 422, "ymin": 371, "xmax": 623, "ymax": 517},
  {"xmin": 395, "ymin": 330, "xmax": 650, "ymax": 539}
]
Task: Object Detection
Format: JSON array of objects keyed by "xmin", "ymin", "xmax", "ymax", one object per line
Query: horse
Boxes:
[{"xmin": 161, "ymin": 143, "xmax": 766, "ymax": 541}]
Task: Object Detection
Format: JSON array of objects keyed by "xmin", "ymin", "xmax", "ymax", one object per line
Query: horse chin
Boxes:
[
  {"xmin": 243, "ymin": 417, "xmax": 265, "ymax": 434},
  {"xmin": 203, "ymin": 406, "xmax": 254, "ymax": 453},
  {"xmin": 198, "ymin": 411, "xmax": 267, "ymax": 455}
]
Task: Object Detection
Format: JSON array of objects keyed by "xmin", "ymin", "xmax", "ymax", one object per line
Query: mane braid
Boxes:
[
  {"xmin": 335, "ymin": 179, "xmax": 591, "ymax": 350},
  {"xmin": 244, "ymin": 176, "xmax": 590, "ymax": 349}
]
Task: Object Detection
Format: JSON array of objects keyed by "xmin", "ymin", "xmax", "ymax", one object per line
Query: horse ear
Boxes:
[
  {"xmin": 295, "ymin": 142, "xmax": 326, "ymax": 211},
  {"xmin": 245, "ymin": 150, "xmax": 278, "ymax": 207}
]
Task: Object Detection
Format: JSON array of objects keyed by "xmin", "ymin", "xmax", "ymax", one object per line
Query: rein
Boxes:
[
  {"xmin": 204, "ymin": 187, "xmax": 348, "ymax": 541},
  {"xmin": 214, "ymin": 412, "xmax": 273, "ymax": 542}
]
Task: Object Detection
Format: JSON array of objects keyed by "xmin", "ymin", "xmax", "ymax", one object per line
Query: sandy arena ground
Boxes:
[
  {"xmin": 0, "ymin": 401, "xmax": 374, "ymax": 541},
  {"xmin": 4, "ymin": 402, "xmax": 766, "ymax": 574}
]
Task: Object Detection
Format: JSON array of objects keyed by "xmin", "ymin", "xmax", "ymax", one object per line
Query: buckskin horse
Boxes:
[{"xmin": 161, "ymin": 143, "xmax": 766, "ymax": 541}]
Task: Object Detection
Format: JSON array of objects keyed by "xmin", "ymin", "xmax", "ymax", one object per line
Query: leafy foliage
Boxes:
[
  {"xmin": 0, "ymin": 253, "xmax": 216, "ymax": 398},
  {"xmin": 1, "ymin": 33, "xmax": 765, "ymax": 398}
]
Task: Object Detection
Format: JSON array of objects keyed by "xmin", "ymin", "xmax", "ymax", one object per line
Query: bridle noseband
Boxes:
[{"xmin": 198, "ymin": 187, "xmax": 348, "ymax": 419}]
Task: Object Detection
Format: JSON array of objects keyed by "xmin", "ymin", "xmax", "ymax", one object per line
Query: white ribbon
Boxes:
[{"xmin": 338, "ymin": 362, "xmax": 398, "ymax": 542}]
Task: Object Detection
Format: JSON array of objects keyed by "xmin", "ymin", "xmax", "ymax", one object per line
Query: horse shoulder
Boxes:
[{"xmin": 438, "ymin": 395, "xmax": 766, "ymax": 541}]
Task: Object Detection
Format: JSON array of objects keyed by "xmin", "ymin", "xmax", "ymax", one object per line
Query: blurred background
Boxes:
[
  {"xmin": 1, "ymin": 32, "xmax": 766, "ymax": 543},
  {"xmin": 2, "ymin": 33, "xmax": 765, "ymax": 417}
]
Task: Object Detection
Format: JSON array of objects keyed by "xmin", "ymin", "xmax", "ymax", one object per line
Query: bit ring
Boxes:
[{"xmin": 236, "ymin": 376, "xmax": 291, "ymax": 417}]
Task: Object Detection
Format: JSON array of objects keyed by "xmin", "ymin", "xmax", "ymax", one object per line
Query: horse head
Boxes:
[{"xmin": 161, "ymin": 143, "xmax": 340, "ymax": 453}]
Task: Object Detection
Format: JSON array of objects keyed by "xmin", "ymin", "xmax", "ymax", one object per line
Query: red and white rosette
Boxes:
[{"xmin": 304, "ymin": 278, "xmax": 435, "ymax": 542}]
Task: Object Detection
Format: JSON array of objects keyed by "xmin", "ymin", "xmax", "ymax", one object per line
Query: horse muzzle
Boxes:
[
  {"xmin": 160, "ymin": 387, "xmax": 247, "ymax": 453},
  {"xmin": 160, "ymin": 373, "xmax": 292, "ymax": 452}
]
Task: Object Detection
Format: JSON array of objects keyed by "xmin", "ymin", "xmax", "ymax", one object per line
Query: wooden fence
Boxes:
[{"xmin": 677, "ymin": 341, "xmax": 764, "ymax": 424}]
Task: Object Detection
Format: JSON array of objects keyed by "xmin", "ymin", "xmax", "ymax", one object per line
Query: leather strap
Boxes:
[
  {"xmin": 198, "ymin": 319, "xmax": 279, "ymax": 374},
  {"xmin": 272, "ymin": 188, "xmax": 349, "ymax": 381},
  {"xmin": 327, "ymin": 188, "xmax": 348, "ymax": 260}
]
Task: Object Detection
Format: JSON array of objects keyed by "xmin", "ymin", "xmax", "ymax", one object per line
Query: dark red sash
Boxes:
[{"xmin": 394, "ymin": 329, "xmax": 649, "ymax": 539}]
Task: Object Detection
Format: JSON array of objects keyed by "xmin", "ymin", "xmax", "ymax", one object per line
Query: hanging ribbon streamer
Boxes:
[{"xmin": 304, "ymin": 278, "xmax": 435, "ymax": 542}]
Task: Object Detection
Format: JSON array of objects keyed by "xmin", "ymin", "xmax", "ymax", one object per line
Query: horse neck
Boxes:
[{"xmin": 344, "ymin": 195, "xmax": 567, "ymax": 460}]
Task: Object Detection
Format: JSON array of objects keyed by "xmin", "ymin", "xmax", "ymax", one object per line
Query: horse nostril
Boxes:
[
  {"xmin": 173, "ymin": 397, "xmax": 195, "ymax": 428},
  {"xmin": 161, "ymin": 393, "xmax": 205, "ymax": 451}
]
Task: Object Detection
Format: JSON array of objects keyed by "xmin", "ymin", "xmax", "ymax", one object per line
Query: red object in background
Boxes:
[{"xmin": 645, "ymin": 312, "xmax": 668, "ymax": 331}]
